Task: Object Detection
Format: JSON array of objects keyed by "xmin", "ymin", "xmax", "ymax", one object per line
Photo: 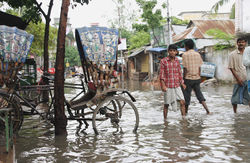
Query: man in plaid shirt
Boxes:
[
  {"xmin": 182, "ymin": 39, "xmax": 210, "ymax": 114},
  {"xmin": 159, "ymin": 44, "xmax": 186, "ymax": 120}
]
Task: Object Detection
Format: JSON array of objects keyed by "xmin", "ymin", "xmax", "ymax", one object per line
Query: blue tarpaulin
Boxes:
[
  {"xmin": 148, "ymin": 47, "xmax": 167, "ymax": 52},
  {"xmin": 177, "ymin": 48, "xmax": 186, "ymax": 52}
]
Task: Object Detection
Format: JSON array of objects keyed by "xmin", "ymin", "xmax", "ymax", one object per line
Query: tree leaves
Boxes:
[
  {"xmin": 26, "ymin": 22, "xmax": 57, "ymax": 57},
  {"xmin": 0, "ymin": 0, "xmax": 41, "ymax": 24},
  {"xmin": 72, "ymin": 0, "xmax": 91, "ymax": 7},
  {"xmin": 206, "ymin": 29, "xmax": 235, "ymax": 50},
  {"xmin": 128, "ymin": 31, "xmax": 150, "ymax": 50},
  {"xmin": 211, "ymin": 0, "xmax": 235, "ymax": 18},
  {"xmin": 65, "ymin": 46, "xmax": 81, "ymax": 66},
  {"xmin": 136, "ymin": 0, "xmax": 162, "ymax": 31}
]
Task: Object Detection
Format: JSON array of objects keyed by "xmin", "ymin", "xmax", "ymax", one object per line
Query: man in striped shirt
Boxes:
[
  {"xmin": 182, "ymin": 39, "xmax": 210, "ymax": 114},
  {"xmin": 159, "ymin": 44, "xmax": 186, "ymax": 120}
]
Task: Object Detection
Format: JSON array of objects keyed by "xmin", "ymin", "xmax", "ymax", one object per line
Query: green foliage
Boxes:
[
  {"xmin": 135, "ymin": 0, "xmax": 164, "ymax": 47},
  {"xmin": 211, "ymin": 0, "xmax": 230, "ymax": 13},
  {"xmin": 136, "ymin": 0, "xmax": 163, "ymax": 29},
  {"xmin": 206, "ymin": 29, "xmax": 235, "ymax": 50},
  {"xmin": 72, "ymin": 0, "xmax": 91, "ymax": 5},
  {"xmin": 171, "ymin": 16, "xmax": 189, "ymax": 25},
  {"xmin": 230, "ymin": 3, "xmax": 235, "ymax": 19},
  {"xmin": 65, "ymin": 46, "xmax": 81, "ymax": 66},
  {"xmin": 0, "ymin": 0, "xmax": 41, "ymax": 23},
  {"xmin": 66, "ymin": 31, "xmax": 75, "ymax": 41},
  {"xmin": 211, "ymin": 0, "xmax": 235, "ymax": 19},
  {"xmin": 132, "ymin": 23, "xmax": 149, "ymax": 32},
  {"xmin": 26, "ymin": 22, "xmax": 57, "ymax": 56},
  {"xmin": 120, "ymin": 28, "xmax": 132, "ymax": 41},
  {"xmin": 128, "ymin": 31, "xmax": 150, "ymax": 50}
]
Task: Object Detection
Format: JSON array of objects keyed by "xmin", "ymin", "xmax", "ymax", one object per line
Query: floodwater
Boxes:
[{"xmin": 15, "ymin": 80, "xmax": 250, "ymax": 163}]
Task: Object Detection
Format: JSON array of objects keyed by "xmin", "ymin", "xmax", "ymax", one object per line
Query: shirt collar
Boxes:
[
  {"xmin": 166, "ymin": 56, "xmax": 178, "ymax": 61},
  {"xmin": 236, "ymin": 48, "xmax": 245, "ymax": 54},
  {"xmin": 188, "ymin": 49, "xmax": 195, "ymax": 52}
]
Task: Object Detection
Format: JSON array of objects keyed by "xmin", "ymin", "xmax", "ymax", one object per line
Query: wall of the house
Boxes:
[
  {"xmin": 127, "ymin": 53, "xmax": 149, "ymax": 81},
  {"xmin": 180, "ymin": 13, "xmax": 205, "ymax": 21},
  {"xmin": 202, "ymin": 13, "xmax": 230, "ymax": 20},
  {"xmin": 135, "ymin": 56, "xmax": 141, "ymax": 72},
  {"xmin": 127, "ymin": 59, "xmax": 135, "ymax": 79},
  {"xmin": 236, "ymin": 0, "xmax": 250, "ymax": 34},
  {"xmin": 205, "ymin": 46, "xmax": 234, "ymax": 82}
]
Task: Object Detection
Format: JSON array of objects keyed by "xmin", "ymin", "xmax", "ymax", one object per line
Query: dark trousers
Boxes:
[{"xmin": 183, "ymin": 79, "xmax": 205, "ymax": 106}]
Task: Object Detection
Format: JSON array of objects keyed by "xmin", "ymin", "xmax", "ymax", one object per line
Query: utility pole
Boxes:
[
  {"xmin": 117, "ymin": 1, "xmax": 125, "ymax": 89},
  {"xmin": 166, "ymin": 0, "xmax": 172, "ymax": 45}
]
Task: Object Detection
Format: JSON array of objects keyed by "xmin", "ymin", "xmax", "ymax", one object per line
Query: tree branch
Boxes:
[{"xmin": 34, "ymin": 0, "xmax": 47, "ymax": 19}]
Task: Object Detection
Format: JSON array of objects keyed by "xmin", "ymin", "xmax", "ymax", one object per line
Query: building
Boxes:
[
  {"xmin": 235, "ymin": 0, "xmax": 250, "ymax": 42},
  {"xmin": 178, "ymin": 11, "xmax": 231, "ymax": 21},
  {"xmin": 173, "ymin": 19, "xmax": 235, "ymax": 82},
  {"xmin": 127, "ymin": 46, "xmax": 167, "ymax": 81},
  {"xmin": 173, "ymin": 20, "xmax": 235, "ymax": 49}
]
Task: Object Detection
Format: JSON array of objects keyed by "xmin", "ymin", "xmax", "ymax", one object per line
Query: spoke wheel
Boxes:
[
  {"xmin": 92, "ymin": 95, "xmax": 139, "ymax": 135},
  {"xmin": 19, "ymin": 88, "xmax": 41, "ymax": 105},
  {"xmin": 0, "ymin": 92, "xmax": 23, "ymax": 134}
]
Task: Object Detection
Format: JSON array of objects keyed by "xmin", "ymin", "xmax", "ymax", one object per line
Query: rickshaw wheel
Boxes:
[
  {"xmin": 92, "ymin": 95, "xmax": 139, "ymax": 135},
  {"xmin": 0, "ymin": 92, "xmax": 23, "ymax": 134}
]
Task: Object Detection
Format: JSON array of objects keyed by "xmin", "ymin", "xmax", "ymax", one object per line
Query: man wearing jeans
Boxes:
[{"xmin": 182, "ymin": 39, "xmax": 210, "ymax": 114}]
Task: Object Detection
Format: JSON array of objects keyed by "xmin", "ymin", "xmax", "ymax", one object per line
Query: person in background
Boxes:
[
  {"xmin": 243, "ymin": 44, "xmax": 250, "ymax": 96},
  {"xmin": 182, "ymin": 39, "xmax": 210, "ymax": 114},
  {"xmin": 159, "ymin": 44, "xmax": 186, "ymax": 120},
  {"xmin": 230, "ymin": 38, "xmax": 250, "ymax": 113}
]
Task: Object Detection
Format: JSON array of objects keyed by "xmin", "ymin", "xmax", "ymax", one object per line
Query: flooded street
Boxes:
[{"xmin": 15, "ymin": 81, "xmax": 250, "ymax": 162}]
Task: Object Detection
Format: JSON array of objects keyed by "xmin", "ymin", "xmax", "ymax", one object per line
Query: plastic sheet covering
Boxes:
[
  {"xmin": 0, "ymin": 25, "xmax": 34, "ymax": 88},
  {"xmin": 0, "ymin": 25, "xmax": 34, "ymax": 63},
  {"xmin": 75, "ymin": 26, "xmax": 118, "ymax": 65}
]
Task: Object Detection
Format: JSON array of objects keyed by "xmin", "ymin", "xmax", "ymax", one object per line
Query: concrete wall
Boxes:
[
  {"xmin": 205, "ymin": 47, "xmax": 234, "ymax": 82},
  {"xmin": 236, "ymin": 0, "xmax": 250, "ymax": 34},
  {"xmin": 180, "ymin": 13, "xmax": 205, "ymax": 21}
]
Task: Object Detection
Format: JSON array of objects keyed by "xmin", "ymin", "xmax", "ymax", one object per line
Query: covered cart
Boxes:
[{"xmin": 64, "ymin": 26, "xmax": 140, "ymax": 135}]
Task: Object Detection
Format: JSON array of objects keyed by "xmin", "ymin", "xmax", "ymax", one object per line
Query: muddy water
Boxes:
[{"xmin": 15, "ymin": 82, "xmax": 250, "ymax": 162}]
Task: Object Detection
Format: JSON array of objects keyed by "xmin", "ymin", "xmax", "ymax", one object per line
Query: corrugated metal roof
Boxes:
[
  {"xmin": 172, "ymin": 25, "xmax": 187, "ymax": 36},
  {"xmin": 173, "ymin": 20, "xmax": 235, "ymax": 43},
  {"xmin": 128, "ymin": 47, "xmax": 146, "ymax": 58}
]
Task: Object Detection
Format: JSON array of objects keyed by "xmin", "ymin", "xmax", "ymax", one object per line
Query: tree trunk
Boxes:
[
  {"xmin": 42, "ymin": 0, "xmax": 54, "ymax": 102},
  {"xmin": 54, "ymin": 0, "xmax": 69, "ymax": 135}
]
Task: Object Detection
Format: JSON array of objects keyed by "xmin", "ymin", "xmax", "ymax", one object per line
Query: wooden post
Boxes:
[{"xmin": 149, "ymin": 52, "xmax": 153, "ymax": 80}]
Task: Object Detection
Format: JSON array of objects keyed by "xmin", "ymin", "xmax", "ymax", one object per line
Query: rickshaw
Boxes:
[
  {"xmin": 61, "ymin": 26, "xmax": 139, "ymax": 135},
  {"xmin": 0, "ymin": 25, "xmax": 139, "ymax": 135},
  {"xmin": 0, "ymin": 25, "xmax": 34, "ymax": 134}
]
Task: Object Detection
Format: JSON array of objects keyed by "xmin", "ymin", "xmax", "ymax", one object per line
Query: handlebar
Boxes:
[{"xmin": 17, "ymin": 72, "xmax": 31, "ymax": 85}]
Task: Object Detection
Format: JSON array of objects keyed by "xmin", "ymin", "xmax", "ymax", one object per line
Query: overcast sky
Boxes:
[{"xmin": 39, "ymin": 0, "xmax": 234, "ymax": 29}]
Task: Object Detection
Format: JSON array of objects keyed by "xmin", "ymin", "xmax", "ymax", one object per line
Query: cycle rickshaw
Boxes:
[{"xmin": 0, "ymin": 25, "xmax": 139, "ymax": 135}]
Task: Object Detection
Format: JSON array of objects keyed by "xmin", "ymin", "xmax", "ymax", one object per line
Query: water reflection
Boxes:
[
  {"xmin": 231, "ymin": 114, "xmax": 250, "ymax": 162},
  {"xmin": 15, "ymin": 81, "xmax": 250, "ymax": 162}
]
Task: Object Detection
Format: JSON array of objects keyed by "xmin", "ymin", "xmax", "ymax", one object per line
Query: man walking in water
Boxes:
[
  {"xmin": 229, "ymin": 38, "xmax": 250, "ymax": 113},
  {"xmin": 159, "ymin": 44, "xmax": 186, "ymax": 120},
  {"xmin": 182, "ymin": 39, "xmax": 210, "ymax": 114}
]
